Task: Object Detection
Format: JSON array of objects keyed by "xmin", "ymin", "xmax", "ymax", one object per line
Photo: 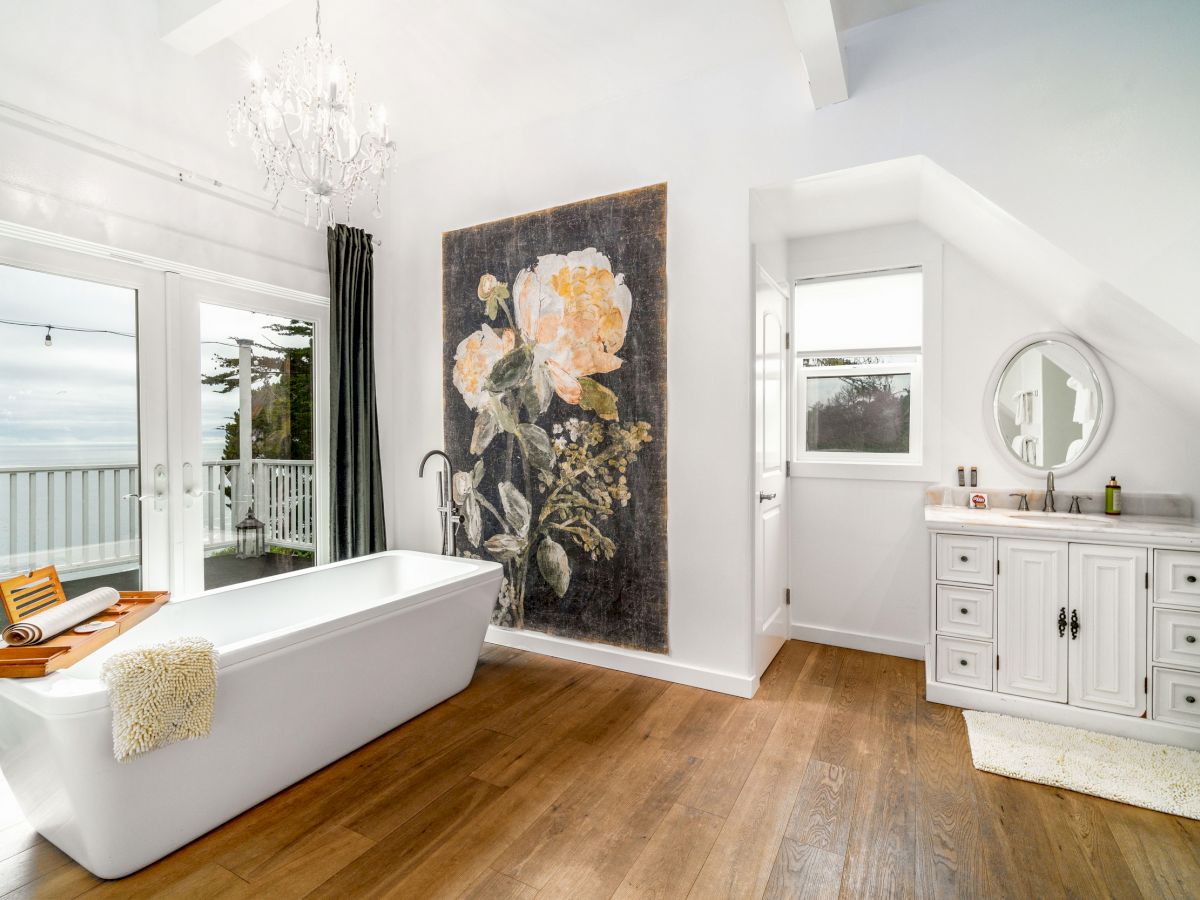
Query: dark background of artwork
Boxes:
[{"xmin": 442, "ymin": 184, "xmax": 668, "ymax": 653}]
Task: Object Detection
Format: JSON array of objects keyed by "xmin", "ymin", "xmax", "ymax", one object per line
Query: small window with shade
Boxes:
[{"xmin": 793, "ymin": 268, "xmax": 924, "ymax": 467}]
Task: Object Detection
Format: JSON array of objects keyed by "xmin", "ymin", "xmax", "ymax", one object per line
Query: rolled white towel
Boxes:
[{"xmin": 1, "ymin": 587, "xmax": 120, "ymax": 646}]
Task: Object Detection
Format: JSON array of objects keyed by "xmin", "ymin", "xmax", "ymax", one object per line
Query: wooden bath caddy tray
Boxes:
[{"xmin": 0, "ymin": 568, "xmax": 169, "ymax": 678}]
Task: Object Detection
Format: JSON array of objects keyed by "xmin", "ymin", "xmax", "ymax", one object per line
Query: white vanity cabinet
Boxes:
[
  {"xmin": 990, "ymin": 539, "xmax": 1146, "ymax": 715},
  {"xmin": 996, "ymin": 539, "xmax": 1069, "ymax": 703},
  {"xmin": 926, "ymin": 506, "xmax": 1200, "ymax": 749}
]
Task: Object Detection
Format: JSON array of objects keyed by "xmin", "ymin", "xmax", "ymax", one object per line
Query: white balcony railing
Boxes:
[{"xmin": 0, "ymin": 459, "xmax": 315, "ymax": 577}]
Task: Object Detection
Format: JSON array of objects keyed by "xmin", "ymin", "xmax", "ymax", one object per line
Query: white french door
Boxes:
[
  {"xmin": 0, "ymin": 238, "xmax": 171, "ymax": 595},
  {"xmin": 169, "ymin": 276, "xmax": 330, "ymax": 597},
  {"xmin": 0, "ymin": 232, "xmax": 328, "ymax": 602}
]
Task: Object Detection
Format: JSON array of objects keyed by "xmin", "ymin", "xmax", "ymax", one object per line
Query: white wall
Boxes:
[
  {"xmin": 787, "ymin": 224, "xmax": 1200, "ymax": 656},
  {"xmin": 383, "ymin": 0, "xmax": 1200, "ymax": 687}
]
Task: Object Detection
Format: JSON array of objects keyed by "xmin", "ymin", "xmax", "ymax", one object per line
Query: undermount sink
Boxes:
[{"xmin": 1010, "ymin": 512, "xmax": 1117, "ymax": 525}]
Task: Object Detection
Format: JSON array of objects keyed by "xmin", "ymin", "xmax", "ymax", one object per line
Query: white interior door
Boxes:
[
  {"xmin": 997, "ymin": 538, "xmax": 1069, "ymax": 702},
  {"xmin": 753, "ymin": 265, "xmax": 789, "ymax": 676},
  {"xmin": 1068, "ymin": 543, "xmax": 1146, "ymax": 716},
  {"xmin": 171, "ymin": 277, "xmax": 329, "ymax": 597},
  {"xmin": 0, "ymin": 239, "xmax": 170, "ymax": 596}
]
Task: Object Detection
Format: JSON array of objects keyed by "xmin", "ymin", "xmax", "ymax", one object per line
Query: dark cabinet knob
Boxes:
[
  {"xmin": 960, "ymin": 607, "xmax": 969, "ymax": 615},
  {"xmin": 1187, "ymin": 695, "xmax": 1196, "ymax": 704},
  {"xmin": 959, "ymin": 555, "xmax": 969, "ymax": 563},
  {"xmin": 959, "ymin": 658, "xmax": 968, "ymax": 667},
  {"xmin": 1188, "ymin": 575, "xmax": 1198, "ymax": 584},
  {"xmin": 1188, "ymin": 635, "xmax": 1197, "ymax": 644}
]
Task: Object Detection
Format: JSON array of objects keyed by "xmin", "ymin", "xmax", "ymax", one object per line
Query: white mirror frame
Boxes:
[{"xmin": 983, "ymin": 332, "xmax": 1113, "ymax": 478}]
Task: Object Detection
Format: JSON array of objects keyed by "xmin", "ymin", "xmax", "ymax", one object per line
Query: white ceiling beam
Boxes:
[
  {"xmin": 158, "ymin": 0, "xmax": 297, "ymax": 55},
  {"xmin": 781, "ymin": 0, "xmax": 849, "ymax": 109}
]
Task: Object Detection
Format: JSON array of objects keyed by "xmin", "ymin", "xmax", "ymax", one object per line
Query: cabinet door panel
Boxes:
[
  {"xmin": 1069, "ymin": 544, "xmax": 1147, "ymax": 716},
  {"xmin": 997, "ymin": 538, "xmax": 1068, "ymax": 702}
]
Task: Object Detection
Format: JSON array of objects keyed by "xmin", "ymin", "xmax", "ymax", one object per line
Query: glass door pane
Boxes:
[
  {"xmin": 197, "ymin": 302, "xmax": 318, "ymax": 589},
  {"xmin": 0, "ymin": 263, "xmax": 144, "ymax": 602}
]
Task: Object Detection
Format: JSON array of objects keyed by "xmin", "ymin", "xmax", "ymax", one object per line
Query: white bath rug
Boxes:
[{"xmin": 962, "ymin": 710, "xmax": 1200, "ymax": 820}]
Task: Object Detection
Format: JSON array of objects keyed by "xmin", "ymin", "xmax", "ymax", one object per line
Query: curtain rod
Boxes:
[{"xmin": 0, "ymin": 99, "xmax": 384, "ymax": 247}]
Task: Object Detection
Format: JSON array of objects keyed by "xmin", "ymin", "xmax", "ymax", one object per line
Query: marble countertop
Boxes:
[{"xmin": 925, "ymin": 504, "xmax": 1200, "ymax": 547}]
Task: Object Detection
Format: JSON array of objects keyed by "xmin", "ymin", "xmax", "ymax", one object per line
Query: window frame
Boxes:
[
  {"xmin": 788, "ymin": 248, "xmax": 942, "ymax": 482},
  {"xmin": 795, "ymin": 348, "xmax": 922, "ymax": 465}
]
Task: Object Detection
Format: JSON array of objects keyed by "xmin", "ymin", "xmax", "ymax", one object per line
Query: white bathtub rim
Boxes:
[{"xmin": 0, "ymin": 551, "xmax": 501, "ymax": 718}]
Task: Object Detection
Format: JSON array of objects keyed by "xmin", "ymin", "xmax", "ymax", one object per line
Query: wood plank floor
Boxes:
[{"xmin": 3, "ymin": 640, "xmax": 1199, "ymax": 898}]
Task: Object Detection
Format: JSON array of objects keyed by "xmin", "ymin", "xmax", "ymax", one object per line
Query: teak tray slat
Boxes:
[{"xmin": 0, "ymin": 590, "xmax": 170, "ymax": 678}]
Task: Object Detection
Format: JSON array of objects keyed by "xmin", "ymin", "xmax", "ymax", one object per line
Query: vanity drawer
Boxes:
[
  {"xmin": 935, "ymin": 585, "xmax": 993, "ymax": 639},
  {"xmin": 1154, "ymin": 550, "xmax": 1200, "ymax": 609},
  {"xmin": 935, "ymin": 635, "xmax": 994, "ymax": 691},
  {"xmin": 1152, "ymin": 667, "xmax": 1200, "ymax": 728},
  {"xmin": 935, "ymin": 534, "xmax": 995, "ymax": 586},
  {"xmin": 1153, "ymin": 608, "xmax": 1200, "ymax": 669}
]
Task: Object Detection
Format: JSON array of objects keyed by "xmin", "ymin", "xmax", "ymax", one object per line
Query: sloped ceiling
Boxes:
[
  {"xmin": 752, "ymin": 157, "xmax": 1200, "ymax": 423},
  {"xmin": 228, "ymin": 0, "xmax": 798, "ymax": 162}
]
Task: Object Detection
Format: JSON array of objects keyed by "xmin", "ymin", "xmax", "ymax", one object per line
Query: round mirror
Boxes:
[{"xmin": 984, "ymin": 333, "xmax": 1112, "ymax": 476}]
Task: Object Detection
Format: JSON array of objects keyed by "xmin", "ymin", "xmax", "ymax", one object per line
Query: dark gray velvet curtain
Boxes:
[{"xmin": 328, "ymin": 224, "xmax": 387, "ymax": 559}]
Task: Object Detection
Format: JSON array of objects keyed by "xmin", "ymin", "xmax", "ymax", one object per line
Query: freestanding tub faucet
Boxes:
[{"xmin": 419, "ymin": 449, "xmax": 460, "ymax": 555}]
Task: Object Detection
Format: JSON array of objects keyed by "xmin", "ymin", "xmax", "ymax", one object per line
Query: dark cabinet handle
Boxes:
[
  {"xmin": 1057, "ymin": 607, "xmax": 1067, "ymax": 638},
  {"xmin": 960, "ymin": 607, "xmax": 969, "ymax": 615},
  {"xmin": 1187, "ymin": 695, "xmax": 1196, "ymax": 704},
  {"xmin": 959, "ymin": 658, "xmax": 969, "ymax": 667},
  {"xmin": 959, "ymin": 555, "xmax": 969, "ymax": 563},
  {"xmin": 1070, "ymin": 609, "xmax": 1080, "ymax": 640},
  {"xmin": 1188, "ymin": 635, "xmax": 1197, "ymax": 644},
  {"xmin": 1188, "ymin": 575, "xmax": 1198, "ymax": 584}
]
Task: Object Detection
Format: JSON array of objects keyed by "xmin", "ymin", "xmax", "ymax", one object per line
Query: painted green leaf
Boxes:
[
  {"xmin": 537, "ymin": 536, "xmax": 571, "ymax": 598},
  {"xmin": 491, "ymin": 396, "xmax": 518, "ymax": 434},
  {"xmin": 484, "ymin": 533, "xmax": 523, "ymax": 561},
  {"xmin": 485, "ymin": 295, "xmax": 498, "ymax": 320},
  {"xmin": 493, "ymin": 283, "xmax": 511, "ymax": 301},
  {"xmin": 516, "ymin": 423, "xmax": 554, "ymax": 471},
  {"xmin": 520, "ymin": 366, "xmax": 553, "ymax": 419},
  {"xmin": 577, "ymin": 376, "xmax": 619, "ymax": 421},
  {"xmin": 485, "ymin": 345, "xmax": 532, "ymax": 392},
  {"xmin": 498, "ymin": 481, "xmax": 531, "ymax": 537},
  {"xmin": 470, "ymin": 406, "xmax": 499, "ymax": 454}
]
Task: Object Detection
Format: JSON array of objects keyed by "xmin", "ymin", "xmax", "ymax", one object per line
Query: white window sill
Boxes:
[{"xmin": 788, "ymin": 458, "xmax": 940, "ymax": 483}]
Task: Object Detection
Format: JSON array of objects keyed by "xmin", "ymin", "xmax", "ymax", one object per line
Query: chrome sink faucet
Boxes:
[
  {"xmin": 1042, "ymin": 471, "xmax": 1056, "ymax": 513},
  {"xmin": 419, "ymin": 449, "xmax": 461, "ymax": 556}
]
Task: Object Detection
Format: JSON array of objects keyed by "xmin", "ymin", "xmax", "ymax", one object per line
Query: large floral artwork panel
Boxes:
[{"xmin": 442, "ymin": 185, "xmax": 667, "ymax": 653}]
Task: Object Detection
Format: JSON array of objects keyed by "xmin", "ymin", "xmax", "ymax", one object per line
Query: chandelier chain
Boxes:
[{"xmin": 314, "ymin": 0, "xmax": 321, "ymax": 40}]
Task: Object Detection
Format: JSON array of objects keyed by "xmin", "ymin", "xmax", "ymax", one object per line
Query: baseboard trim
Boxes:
[
  {"xmin": 925, "ymin": 658, "xmax": 1200, "ymax": 751},
  {"xmin": 789, "ymin": 623, "xmax": 925, "ymax": 660},
  {"xmin": 485, "ymin": 626, "xmax": 758, "ymax": 698}
]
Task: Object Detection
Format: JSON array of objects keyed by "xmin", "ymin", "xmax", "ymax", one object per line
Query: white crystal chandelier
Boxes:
[{"xmin": 228, "ymin": 0, "xmax": 396, "ymax": 228}]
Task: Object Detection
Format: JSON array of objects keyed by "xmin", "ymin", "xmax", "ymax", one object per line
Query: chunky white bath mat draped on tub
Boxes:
[{"xmin": 962, "ymin": 710, "xmax": 1200, "ymax": 820}]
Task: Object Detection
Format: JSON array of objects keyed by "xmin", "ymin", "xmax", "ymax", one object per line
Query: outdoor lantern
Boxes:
[{"xmin": 235, "ymin": 507, "xmax": 266, "ymax": 559}]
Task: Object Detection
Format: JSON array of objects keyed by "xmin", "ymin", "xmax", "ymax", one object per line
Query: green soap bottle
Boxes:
[{"xmin": 1105, "ymin": 476, "xmax": 1122, "ymax": 516}]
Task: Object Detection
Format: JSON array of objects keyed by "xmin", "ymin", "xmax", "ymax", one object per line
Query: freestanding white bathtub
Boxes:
[{"xmin": 0, "ymin": 550, "xmax": 502, "ymax": 879}]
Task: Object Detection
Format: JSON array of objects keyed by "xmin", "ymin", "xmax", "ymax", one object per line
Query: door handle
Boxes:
[
  {"xmin": 1069, "ymin": 609, "xmax": 1080, "ymax": 640},
  {"xmin": 182, "ymin": 462, "xmax": 215, "ymax": 509},
  {"xmin": 758, "ymin": 491, "xmax": 777, "ymax": 503},
  {"xmin": 122, "ymin": 464, "xmax": 167, "ymax": 512},
  {"xmin": 1057, "ymin": 607, "xmax": 1067, "ymax": 637}
]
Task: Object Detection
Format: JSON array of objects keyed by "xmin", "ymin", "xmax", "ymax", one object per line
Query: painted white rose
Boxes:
[
  {"xmin": 511, "ymin": 248, "xmax": 631, "ymax": 405},
  {"xmin": 452, "ymin": 324, "xmax": 516, "ymax": 410}
]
